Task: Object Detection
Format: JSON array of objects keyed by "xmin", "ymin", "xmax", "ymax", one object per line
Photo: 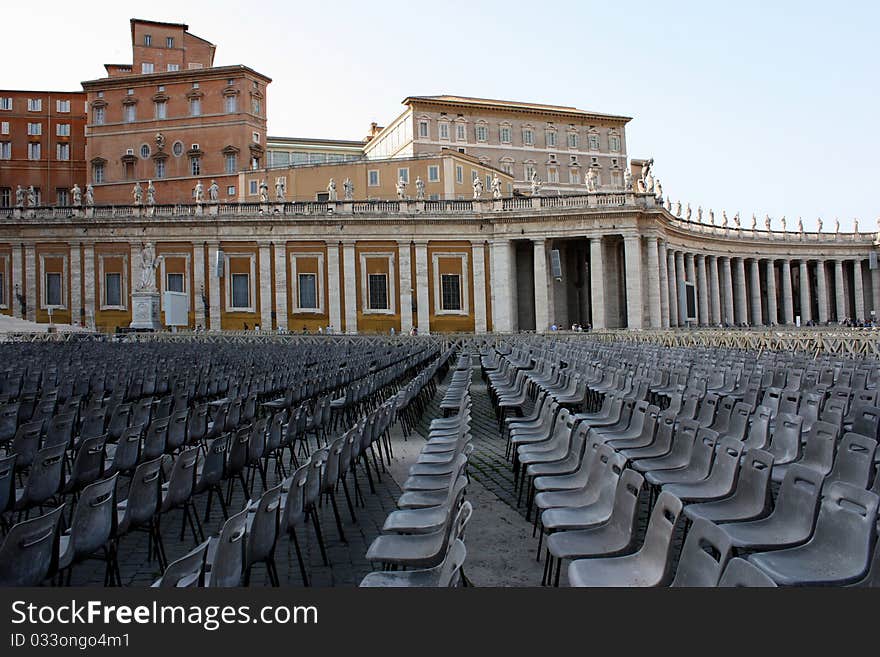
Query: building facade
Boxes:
[
  {"xmin": 2, "ymin": 185, "xmax": 877, "ymax": 334},
  {"xmin": 363, "ymin": 95, "xmax": 630, "ymax": 196},
  {"xmin": 0, "ymin": 90, "xmax": 87, "ymax": 207},
  {"xmin": 266, "ymin": 136, "xmax": 364, "ymax": 169}
]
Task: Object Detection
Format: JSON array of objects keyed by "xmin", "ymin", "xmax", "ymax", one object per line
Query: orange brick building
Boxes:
[
  {"xmin": 0, "ymin": 90, "xmax": 87, "ymax": 207},
  {"xmin": 82, "ymin": 19, "xmax": 270, "ymax": 205}
]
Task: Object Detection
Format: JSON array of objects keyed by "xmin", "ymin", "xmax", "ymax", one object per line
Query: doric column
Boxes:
[
  {"xmin": 206, "ymin": 242, "xmax": 221, "ymax": 330},
  {"xmin": 342, "ymin": 241, "xmax": 358, "ymax": 334},
  {"xmin": 816, "ymin": 260, "xmax": 829, "ymax": 324},
  {"xmin": 414, "ymin": 240, "xmax": 430, "ymax": 335},
  {"xmin": 11, "ymin": 245, "xmax": 23, "ymax": 319},
  {"xmin": 192, "ymin": 242, "xmax": 206, "ymax": 329},
  {"xmin": 397, "ymin": 241, "xmax": 413, "ymax": 334},
  {"xmin": 750, "ymin": 258, "xmax": 763, "ymax": 326},
  {"xmin": 780, "ymin": 259, "xmax": 794, "ymax": 325},
  {"xmin": 853, "ymin": 259, "xmax": 865, "ymax": 322},
  {"xmin": 709, "ymin": 256, "xmax": 722, "ymax": 325},
  {"xmin": 872, "ymin": 265, "xmax": 880, "ymax": 323},
  {"xmin": 273, "ymin": 241, "xmax": 288, "ymax": 332},
  {"xmin": 666, "ymin": 249, "xmax": 679, "ymax": 327},
  {"xmin": 798, "ymin": 260, "xmax": 811, "ymax": 324},
  {"xmin": 82, "ymin": 243, "xmax": 95, "ymax": 329},
  {"xmin": 258, "ymin": 242, "xmax": 272, "ymax": 331},
  {"xmin": 589, "ymin": 236, "xmax": 606, "ymax": 330},
  {"xmin": 685, "ymin": 253, "xmax": 697, "ymax": 324},
  {"xmin": 491, "ymin": 239, "xmax": 515, "ymax": 332},
  {"xmin": 471, "ymin": 241, "xmax": 488, "ymax": 333},
  {"xmin": 722, "ymin": 257, "xmax": 735, "ymax": 325},
  {"xmin": 69, "ymin": 243, "xmax": 81, "ymax": 327},
  {"xmin": 646, "ymin": 236, "xmax": 662, "ymax": 328},
  {"xmin": 675, "ymin": 251, "xmax": 686, "ymax": 323},
  {"xmin": 734, "ymin": 257, "xmax": 748, "ymax": 325},
  {"xmin": 765, "ymin": 259, "xmax": 778, "ymax": 325},
  {"xmin": 326, "ymin": 242, "xmax": 342, "ymax": 334},
  {"xmin": 696, "ymin": 254, "xmax": 709, "ymax": 326},
  {"xmin": 834, "ymin": 259, "xmax": 847, "ymax": 321},
  {"xmin": 658, "ymin": 241, "xmax": 670, "ymax": 327},
  {"xmin": 24, "ymin": 243, "xmax": 36, "ymax": 322},
  {"xmin": 623, "ymin": 234, "xmax": 644, "ymax": 329},
  {"xmin": 533, "ymin": 238, "xmax": 550, "ymax": 332}
]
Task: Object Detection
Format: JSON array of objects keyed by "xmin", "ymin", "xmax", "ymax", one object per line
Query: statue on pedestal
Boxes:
[
  {"xmin": 585, "ymin": 167, "xmax": 599, "ymax": 193},
  {"xmin": 472, "ymin": 176, "xmax": 483, "ymax": 199},
  {"xmin": 259, "ymin": 180, "xmax": 269, "ymax": 203},
  {"xmin": 193, "ymin": 180, "xmax": 204, "ymax": 204},
  {"xmin": 327, "ymin": 178, "xmax": 338, "ymax": 202},
  {"xmin": 146, "ymin": 180, "xmax": 156, "ymax": 206},
  {"xmin": 685, "ymin": 203, "xmax": 692, "ymax": 221},
  {"xmin": 71, "ymin": 183, "xmax": 82, "ymax": 207},
  {"xmin": 132, "ymin": 181, "xmax": 143, "ymax": 206},
  {"xmin": 750, "ymin": 213, "xmax": 757, "ymax": 230},
  {"xmin": 817, "ymin": 217, "xmax": 823, "ymax": 232},
  {"xmin": 640, "ymin": 158, "xmax": 654, "ymax": 193},
  {"xmin": 765, "ymin": 214, "xmax": 771, "ymax": 231},
  {"xmin": 781, "ymin": 216, "xmax": 787, "ymax": 232},
  {"xmin": 208, "ymin": 180, "xmax": 219, "ymax": 202},
  {"xmin": 85, "ymin": 184, "xmax": 94, "ymax": 207},
  {"xmin": 137, "ymin": 243, "xmax": 161, "ymax": 292},
  {"xmin": 530, "ymin": 171, "xmax": 542, "ymax": 196},
  {"xmin": 416, "ymin": 176, "xmax": 426, "ymax": 200},
  {"xmin": 733, "ymin": 212, "xmax": 741, "ymax": 229},
  {"xmin": 155, "ymin": 132, "xmax": 166, "ymax": 152},
  {"xmin": 854, "ymin": 218, "xmax": 860, "ymax": 233},
  {"xmin": 834, "ymin": 217, "xmax": 840, "ymax": 234},
  {"xmin": 275, "ymin": 178, "xmax": 286, "ymax": 202},
  {"xmin": 655, "ymin": 179, "xmax": 663, "ymax": 199},
  {"xmin": 15, "ymin": 185, "xmax": 25, "ymax": 208},
  {"xmin": 798, "ymin": 217, "xmax": 804, "ymax": 233},
  {"xmin": 396, "ymin": 177, "xmax": 407, "ymax": 200},
  {"xmin": 623, "ymin": 169, "xmax": 633, "ymax": 191},
  {"xmin": 26, "ymin": 186, "xmax": 37, "ymax": 207},
  {"xmin": 697, "ymin": 206, "xmax": 703, "ymax": 223},
  {"xmin": 342, "ymin": 178, "xmax": 353, "ymax": 201},
  {"xmin": 673, "ymin": 200, "xmax": 681, "ymax": 217},
  {"xmin": 722, "ymin": 210, "xmax": 729, "ymax": 228},
  {"xmin": 709, "ymin": 209, "xmax": 715, "ymax": 225},
  {"xmin": 491, "ymin": 173, "xmax": 501, "ymax": 199}
]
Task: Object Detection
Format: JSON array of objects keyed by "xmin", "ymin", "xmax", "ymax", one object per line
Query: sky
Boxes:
[{"xmin": 5, "ymin": 0, "xmax": 877, "ymax": 229}]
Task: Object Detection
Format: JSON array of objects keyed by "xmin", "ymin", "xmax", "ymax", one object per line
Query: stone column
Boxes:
[
  {"xmin": 414, "ymin": 240, "xmax": 431, "ymax": 335},
  {"xmin": 624, "ymin": 234, "xmax": 644, "ymax": 330},
  {"xmin": 24, "ymin": 243, "xmax": 36, "ymax": 322},
  {"xmin": 750, "ymin": 258, "xmax": 763, "ymax": 326},
  {"xmin": 533, "ymin": 238, "xmax": 550, "ymax": 332},
  {"xmin": 675, "ymin": 251, "xmax": 686, "ymax": 323},
  {"xmin": 816, "ymin": 260, "xmax": 829, "ymax": 324},
  {"xmin": 685, "ymin": 253, "xmax": 697, "ymax": 324},
  {"xmin": 657, "ymin": 241, "xmax": 670, "ymax": 328},
  {"xmin": 69, "ymin": 243, "xmax": 82, "ymax": 327},
  {"xmin": 11, "ymin": 245, "xmax": 23, "ymax": 319},
  {"xmin": 192, "ymin": 242, "xmax": 206, "ymax": 329},
  {"xmin": 589, "ymin": 236, "xmax": 606, "ymax": 330},
  {"xmin": 834, "ymin": 259, "xmax": 846, "ymax": 321},
  {"xmin": 471, "ymin": 241, "xmax": 488, "ymax": 333},
  {"xmin": 342, "ymin": 241, "xmax": 358, "ymax": 334},
  {"xmin": 722, "ymin": 257, "xmax": 735, "ymax": 325},
  {"xmin": 645, "ymin": 237, "xmax": 662, "ymax": 328},
  {"xmin": 872, "ymin": 265, "xmax": 880, "ymax": 323},
  {"xmin": 765, "ymin": 259, "xmax": 778, "ymax": 325},
  {"xmin": 696, "ymin": 254, "xmax": 709, "ymax": 326},
  {"xmin": 666, "ymin": 249, "xmax": 678, "ymax": 327},
  {"xmin": 326, "ymin": 242, "xmax": 342, "ymax": 334},
  {"xmin": 734, "ymin": 257, "xmax": 748, "ymax": 325},
  {"xmin": 273, "ymin": 241, "xmax": 288, "ymax": 332},
  {"xmin": 397, "ymin": 241, "xmax": 413, "ymax": 335},
  {"xmin": 781, "ymin": 259, "xmax": 794, "ymax": 325},
  {"xmin": 490, "ymin": 240, "xmax": 515, "ymax": 332},
  {"xmin": 799, "ymin": 260, "xmax": 812, "ymax": 324},
  {"xmin": 82, "ymin": 243, "xmax": 95, "ymax": 329},
  {"xmin": 206, "ymin": 242, "xmax": 222, "ymax": 330},
  {"xmin": 853, "ymin": 259, "xmax": 865, "ymax": 322},
  {"xmin": 709, "ymin": 256, "xmax": 722, "ymax": 325},
  {"xmin": 258, "ymin": 242, "xmax": 273, "ymax": 331}
]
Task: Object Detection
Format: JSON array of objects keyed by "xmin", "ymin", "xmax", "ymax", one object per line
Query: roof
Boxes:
[
  {"xmin": 130, "ymin": 18, "xmax": 190, "ymax": 31},
  {"xmin": 267, "ymin": 136, "xmax": 365, "ymax": 148},
  {"xmin": 82, "ymin": 64, "xmax": 272, "ymax": 88},
  {"xmin": 403, "ymin": 95, "xmax": 631, "ymax": 122}
]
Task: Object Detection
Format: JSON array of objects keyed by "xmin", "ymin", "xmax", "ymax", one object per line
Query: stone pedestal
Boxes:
[{"xmin": 130, "ymin": 292, "xmax": 162, "ymax": 330}]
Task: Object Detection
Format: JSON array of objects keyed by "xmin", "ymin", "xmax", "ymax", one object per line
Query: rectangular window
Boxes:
[
  {"xmin": 547, "ymin": 167, "xmax": 559, "ymax": 183},
  {"xmin": 225, "ymin": 96, "xmax": 237, "ymax": 113},
  {"xmin": 546, "ymin": 131, "xmax": 557, "ymax": 147},
  {"xmin": 124, "ymin": 105, "xmax": 136, "ymax": 123},
  {"xmin": 190, "ymin": 157, "xmax": 201, "ymax": 176},
  {"xmin": 249, "ymin": 180, "xmax": 258, "ymax": 195},
  {"xmin": 0, "ymin": 142, "xmax": 10, "ymax": 160},
  {"xmin": 500, "ymin": 126, "xmax": 511, "ymax": 143},
  {"xmin": 1, "ymin": 121, "xmax": 7, "ymax": 134},
  {"xmin": 588, "ymin": 134, "xmax": 600, "ymax": 150},
  {"xmin": 298, "ymin": 273, "xmax": 318, "ymax": 309},
  {"xmin": 28, "ymin": 143, "xmax": 41, "ymax": 160},
  {"xmin": 453, "ymin": 165, "xmax": 463, "ymax": 184},
  {"xmin": 93, "ymin": 163, "xmax": 104, "ymax": 183},
  {"xmin": 166, "ymin": 36, "xmax": 174, "ymax": 48},
  {"xmin": 141, "ymin": 63, "xmax": 154, "ymax": 74},
  {"xmin": 439, "ymin": 122, "xmax": 449, "ymax": 140},
  {"xmin": 155, "ymin": 159, "xmax": 166, "ymax": 178},
  {"xmin": 155, "ymin": 101, "xmax": 166, "ymax": 119},
  {"xmin": 367, "ymin": 274, "xmax": 388, "ymax": 310},
  {"xmin": 569, "ymin": 169, "xmax": 580, "ymax": 184},
  {"xmin": 144, "ymin": 34, "xmax": 152, "ymax": 46},
  {"xmin": 56, "ymin": 123, "xmax": 70, "ymax": 136},
  {"xmin": 56, "ymin": 100, "xmax": 70, "ymax": 113},
  {"xmin": 525, "ymin": 164, "xmax": 536, "ymax": 180},
  {"xmin": 56, "ymin": 143, "xmax": 69, "ymax": 161},
  {"xmin": 523, "ymin": 129, "xmax": 534, "ymax": 146},
  {"xmin": 94, "ymin": 107, "xmax": 105, "ymax": 125},
  {"xmin": 368, "ymin": 170, "xmax": 379, "ymax": 187},
  {"xmin": 27, "ymin": 123, "xmax": 42, "ymax": 136},
  {"xmin": 568, "ymin": 133, "xmax": 578, "ymax": 148},
  {"xmin": 231, "ymin": 273, "xmax": 250, "ymax": 309},
  {"xmin": 252, "ymin": 132, "xmax": 260, "ymax": 143},
  {"xmin": 440, "ymin": 274, "xmax": 461, "ymax": 311},
  {"xmin": 397, "ymin": 168, "xmax": 409, "ymax": 183},
  {"xmin": 455, "ymin": 124, "xmax": 466, "ymax": 141},
  {"xmin": 105, "ymin": 272, "xmax": 122, "ymax": 306},
  {"xmin": 428, "ymin": 165, "xmax": 440, "ymax": 182},
  {"xmin": 475, "ymin": 125, "xmax": 488, "ymax": 141},
  {"xmin": 418, "ymin": 121, "xmax": 429, "ymax": 138},
  {"xmin": 45, "ymin": 272, "xmax": 62, "ymax": 306},
  {"xmin": 227, "ymin": 186, "xmax": 235, "ymax": 196},
  {"xmin": 166, "ymin": 272, "xmax": 184, "ymax": 293},
  {"xmin": 609, "ymin": 134, "xmax": 621, "ymax": 152},
  {"xmin": 0, "ymin": 270, "xmax": 4, "ymax": 304},
  {"xmin": 27, "ymin": 98, "xmax": 42, "ymax": 112},
  {"xmin": 167, "ymin": 64, "xmax": 179, "ymax": 72},
  {"xmin": 0, "ymin": 188, "xmax": 10, "ymax": 207},
  {"xmin": 0, "ymin": 98, "xmax": 12, "ymax": 110},
  {"xmin": 190, "ymin": 98, "xmax": 201, "ymax": 116},
  {"xmin": 225, "ymin": 153, "xmax": 237, "ymax": 174},
  {"xmin": 56, "ymin": 189, "xmax": 68, "ymax": 206},
  {"xmin": 252, "ymin": 98, "xmax": 261, "ymax": 115}
]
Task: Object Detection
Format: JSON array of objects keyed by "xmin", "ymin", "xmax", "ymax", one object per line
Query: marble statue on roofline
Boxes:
[
  {"xmin": 275, "ymin": 177, "xmax": 286, "ymax": 202},
  {"xmin": 85, "ymin": 184, "xmax": 94, "ymax": 207},
  {"xmin": 396, "ymin": 177, "xmax": 407, "ymax": 200},
  {"xmin": 781, "ymin": 216, "xmax": 787, "ymax": 231},
  {"xmin": 137, "ymin": 242, "xmax": 161, "ymax": 292},
  {"xmin": 585, "ymin": 167, "xmax": 598, "ymax": 193},
  {"xmin": 750, "ymin": 213, "xmax": 757, "ymax": 230},
  {"xmin": 697, "ymin": 206, "xmax": 703, "ymax": 222},
  {"xmin": 132, "ymin": 181, "xmax": 143, "ymax": 206},
  {"xmin": 685, "ymin": 203, "xmax": 692, "ymax": 221},
  {"xmin": 530, "ymin": 171, "xmax": 542, "ymax": 196},
  {"xmin": 15, "ymin": 185, "xmax": 25, "ymax": 208},
  {"xmin": 472, "ymin": 175, "xmax": 483, "ymax": 199},
  {"xmin": 343, "ymin": 177, "xmax": 353, "ymax": 200},
  {"xmin": 765, "ymin": 214, "xmax": 771, "ymax": 231},
  {"xmin": 817, "ymin": 217, "xmax": 823, "ymax": 232},
  {"xmin": 798, "ymin": 217, "xmax": 804, "ymax": 233},
  {"xmin": 209, "ymin": 180, "xmax": 219, "ymax": 202},
  {"xmin": 146, "ymin": 180, "xmax": 156, "ymax": 206},
  {"xmin": 490, "ymin": 174, "xmax": 501, "ymax": 199},
  {"xmin": 673, "ymin": 200, "xmax": 681, "ymax": 217},
  {"xmin": 259, "ymin": 180, "xmax": 269, "ymax": 203},
  {"xmin": 327, "ymin": 178, "xmax": 338, "ymax": 202},
  {"xmin": 71, "ymin": 183, "xmax": 82, "ymax": 207},
  {"xmin": 193, "ymin": 180, "xmax": 204, "ymax": 203},
  {"xmin": 416, "ymin": 176, "xmax": 426, "ymax": 200},
  {"xmin": 623, "ymin": 168, "xmax": 633, "ymax": 191},
  {"xmin": 854, "ymin": 218, "xmax": 859, "ymax": 233}
]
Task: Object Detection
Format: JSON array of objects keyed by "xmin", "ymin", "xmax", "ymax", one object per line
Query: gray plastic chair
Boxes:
[
  {"xmin": 685, "ymin": 449, "xmax": 774, "ymax": 524},
  {"xmin": 567, "ymin": 491, "xmax": 683, "ymax": 587},
  {"xmin": 104, "ymin": 424, "xmax": 144, "ymax": 475},
  {"xmin": 152, "ymin": 539, "xmax": 209, "ymax": 588},
  {"xmin": 741, "ymin": 405, "xmax": 772, "ymax": 451},
  {"xmin": 619, "ymin": 409, "xmax": 676, "ymax": 460},
  {"xmin": 0, "ymin": 453, "xmax": 16, "ymax": 523},
  {"xmin": 0, "ymin": 505, "xmax": 64, "ymax": 586},
  {"xmin": 205, "ymin": 507, "xmax": 248, "ymax": 587},
  {"xmin": 630, "ymin": 419, "xmax": 699, "ymax": 474},
  {"xmin": 824, "ymin": 432, "xmax": 877, "ymax": 490},
  {"xmin": 670, "ymin": 518, "xmax": 733, "ymax": 586},
  {"xmin": 359, "ymin": 539, "xmax": 467, "ymax": 588},
  {"xmin": 280, "ymin": 463, "xmax": 311, "ymax": 586},
  {"xmin": 14, "ymin": 442, "xmax": 66, "ymax": 513},
  {"xmin": 57, "ymin": 474, "xmax": 118, "ymax": 586},
  {"xmin": 766, "ymin": 413, "xmax": 804, "ymax": 466},
  {"xmin": 10, "ymin": 420, "xmax": 42, "ymax": 471},
  {"xmin": 244, "ymin": 483, "xmax": 283, "ymax": 586},
  {"xmin": 748, "ymin": 482, "xmax": 879, "ymax": 585},
  {"xmin": 718, "ymin": 557, "xmax": 778, "ymax": 587},
  {"xmin": 114, "ymin": 456, "xmax": 163, "ymax": 577},
  {"xmin": 62, "ymin": 434, "xmax": 107, "ymax": 496},
  {"xmin": 662, "ymin": 436, "xmax": 743, "ymax": 503},
  {"xmin": 771, "ymin": 421, "xmax": 837, "ymax": 484},
  {"xmin": 644, "ymin": 428, "xmax": 719, "ymax": 487}
]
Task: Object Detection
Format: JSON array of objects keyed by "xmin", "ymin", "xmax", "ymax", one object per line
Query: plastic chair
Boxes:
[
  {"xmin": 13, "ymin": 443, "xmax": 67, "ymax": 513},
  {"xmin": 152, "ymin": 539, "xmax": 209, "ymax": 588},
  {"xmin": 0, "ymin": 505, "xmax": 65, "ymax": 586},
  {"xmin": 771, "ymin": 421, "xmax": 837, "ymax": 484},
  {"xmin": 57, "ymin": 474, "xmax": 118, "ymax": 586},
  {"xmin": 244, "ymin": 483, "xmax": 283, "ymax": 586},
  {"xmin": 824, "ymin": 432, "xmax": 878, "ymax": 490},
  {"xmin": 204, "ymin": 507, "xmax": 248, "ymax": 587},
  {"xmin": 684, "ymin": 449, "xmax": 774, "ymax": 524},
  {"xmin": 114, "ymin": 457, "xmax": 163, "ymax": 580},
  {"xmin": 717, "ymin": 557, "xmax": 778, "ymax": 587},
  {"xmin": 670, "ymin": 518, "xmax": 733, "ymax": 586},
  {"xmin": 359, "ymin": 539, "xmax": 467, "ymax": 587}
]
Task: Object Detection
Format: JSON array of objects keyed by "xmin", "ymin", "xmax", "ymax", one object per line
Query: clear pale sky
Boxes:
[{"xmin": 6, "ymin": 0, "xmax": 877, "ymax": 229}]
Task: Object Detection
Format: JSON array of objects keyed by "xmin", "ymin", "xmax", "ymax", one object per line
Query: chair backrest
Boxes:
[
  {"xmin": 773, "ymin": 464, "xmax": 824, "ymax": 526},
  {"xmin": 166, "ymin": 409, "xmax": 189, "ymax": 451},
  {"xmin": 188, "ymin": 404, "xmax": 209, "ymax": 443},
  {"xmin": 246, "ymin": 483, "xmax": 283, "ymax": 568},
  {"xmin": 640, "ymin": 491, "xmax": 684, "ymax": 584},
  {"xmin": 162, "ymin": 447, "xmax": 199, "ymax": 510},
  {"xmin": 67, "ymin": 474, "xmax": 118, "ymax": 563},
  {"xmin": 0, "ymin": 401, "xmax": 19, "ymax": 443},
  {"xmin": 120, "ymin": 457, "xmax": 163, "ymax": 532},
  {"xmin": 227, "ymin": 426, "xmax": 251, "ymax": 474},
  {"xmin": 198, "ymin": 434, "xmax": 229, "ymax": 489},
  {"xmin": 826, "ymin": 432, "xmax": 878, "ymax": 490},
  {"xmin": 607, "ymin": 468, "xmax": 644, "ymax": 540},
  {"xmin": 109, "ymin": 423, "xmax": 144, "ymax": 474},
  {"xmin": 437, "ymin": 539, "xmax": 468, "ymax": 587},
  {"xmin": 155, "ymin": 539, "xmax": 209, "ymax": 588},
  {"xmin": 767, "ymin": 412, "xmax": 803, "ymax": 462},
  {"xmin": 283, "ymin": 463, "xmax": 311, "ymax": 529},
  {"xmin": 44, "ymin": 412, "xmax": 76, "ymax": 449},
  {"xmin": 671, "ymin": 517, "xmax": 733, "ymax": 586},
  {"xmin": 851, "ymin": 406, "xmax": 880, "ymax": 442},
  {"xmin": 66, "ymin": 434, "xmax": 107, "ymax": 493},
  {"xmin": 208, "ymin": 508, "xmax": 249, "ymax": 587},
  {"xmin": 142, "ymin": 416, "xmax": 170, "ymax": 460},
  {"xmin": 0, "ymin": 505, "xmax": 65, "ymax": 586},
  {"xmin": 11, "ymin": 420, "xmax": 43, "ymax": 469},
  {"xmin": 304, "ymin": 449, "xmax": 328, "ymax": 509},
  {"xmin": 718, "ymin": 557, "xmax": 778, "ymax": 587},
  {"xmin": 20, "ymin": 442, "xmax": 67, "ymax": 508},
  {"xmin": 799, "ymin": 420, "xmax": 838, "ymax": 476},
  {"xmin": 808, "ymin": 481, "xmax": 880, "ymax": 568},
  {"xmin": 0, "ymin": 453, "xmax": 15, "ymax": 514}
]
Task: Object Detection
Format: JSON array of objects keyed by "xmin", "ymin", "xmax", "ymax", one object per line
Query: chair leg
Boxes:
[
  {"xmin": 311, "ymin": 509, "xmax": 329, "ymax": 566},
  {"xmin": 329, "ymin": 493, "xmax": 346, "ymax": 543},
  {"xmin": 289, "ymin": 529, "xmax": 309, "ymax": 587},
  {"xmin": 340, "ymin": 476, "xmax": 357, "ymax": 522}
]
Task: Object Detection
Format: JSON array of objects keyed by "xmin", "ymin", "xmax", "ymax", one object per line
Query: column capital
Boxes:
[
  {"xmin": 470, "ymin": 239, "xmax": 487, "ymax": 248},
  {"xmin": 412, "ymin": 239, "xmax": 429, "ymax": 247}
]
